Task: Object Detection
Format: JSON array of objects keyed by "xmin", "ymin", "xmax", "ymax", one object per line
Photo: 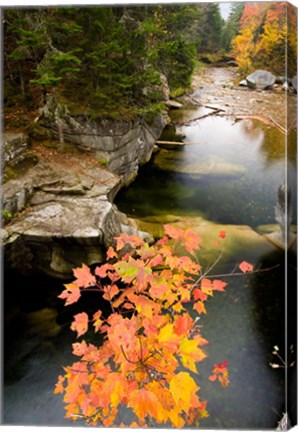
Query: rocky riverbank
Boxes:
[
  {"xmin": 188, "ymin": 66, "xmax": 296, "ymax": 131},
  {"xmin": 2, "ymin": 105, "xmax": 167, "ymax": 277},
  {"xmin": 2, "ymin": 66, "xmax": 296, "ymax": 277}
]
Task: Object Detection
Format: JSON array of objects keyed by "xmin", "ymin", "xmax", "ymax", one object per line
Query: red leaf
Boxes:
[
  {"xmin": 219, "ymin": 231, "xmax": 227, "ymax": 239},
  {"xmin": 193, "ymin": 288, "xmax": 208, "ymax": 302},
  {"xmin": 239, "ymin": 261, "xmax": 254, "ymax": 273},
  {"xmin": 71, "ymin": 312, "xmax": 89, "ymax": 337},
  {"xmin": 73, "ymin": 264, "xmax": 96, "ymax": 288},
  {"xmin": 212, "ymin": 280, "xmax": 227, "ymax": 292}
]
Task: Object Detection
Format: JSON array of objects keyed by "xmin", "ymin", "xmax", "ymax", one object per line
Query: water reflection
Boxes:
[{"xmin": 116, "ymin": 116, "xmax": 297, "ymax": 227}]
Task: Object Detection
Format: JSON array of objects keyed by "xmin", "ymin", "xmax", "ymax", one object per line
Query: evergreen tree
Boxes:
[
  {"xmin": 221, "ymin": 3, "xmax": 244, "ymax": 53},
  {"xmin": 3, "ymin": 5, "xmax": 200, "ymax": 118},
  {"xmin": 196, "ymin": 3, "xmax": 224, "ymax": 53}
]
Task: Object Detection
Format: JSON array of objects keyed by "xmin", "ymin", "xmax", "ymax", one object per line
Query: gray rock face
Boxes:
[
  {"xmin": 246, "ymin": 70, "xmax": 276, "ymax": 90},
  {"xmin": 3, "ymin": 101, "xmax": 166, "ymax": 277},
  {"xmin": 3, "ymin": 132, "xmax": 29, "ymax": 165},
  {"xmin": 2, "ymin": 159, "xmax": 152, "ymax": 278},
  {"xmin": 39, "ymin": 99, "xmax": 168, "ymax": 185}
]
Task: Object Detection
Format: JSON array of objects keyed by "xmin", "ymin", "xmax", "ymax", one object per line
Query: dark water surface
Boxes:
[
  {"xmin": 3, "ymin": 112, "xmax": 297, "ymax": 428},
  {"xmin": 116, "ymin": 115, "xmax": 297, "ymax": 227}
]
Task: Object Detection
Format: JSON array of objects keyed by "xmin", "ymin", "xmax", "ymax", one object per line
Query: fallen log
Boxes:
[
  {"xmin": 217, "ymin": 113, "xmax": 286, "ymax": 134},
  {"xmin": 176, "ymin": 107, "xmax": 226, "ymax": 126},
  {"xmin": 156, "ymin": 140, "xmax": 185, "ymax": 148}
]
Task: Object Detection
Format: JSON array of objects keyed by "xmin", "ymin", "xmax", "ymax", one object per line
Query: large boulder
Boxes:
[{"xmin": 246, "ymin": 70, "xmax": 276, "ymax": 90}]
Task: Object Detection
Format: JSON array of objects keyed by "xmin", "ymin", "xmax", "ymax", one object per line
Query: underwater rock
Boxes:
[{"xmin": 154, "ymin": 154, "xmax": 247, "ymax": 178}]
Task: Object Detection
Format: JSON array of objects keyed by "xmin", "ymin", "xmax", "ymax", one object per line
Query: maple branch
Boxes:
[
  {"xmin": 120, "ymin": 345, "xmax": 140, "ymax": 364},
  {"xmin": 207, "ymin": 263, "xmax": 280, "ymax": 280},
  {"xmin": 190, "ymin": 248, "xmax": 225, "ymax": 293}
]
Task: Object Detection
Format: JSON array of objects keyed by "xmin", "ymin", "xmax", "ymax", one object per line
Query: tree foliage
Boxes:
[
  {"xmin": 232, "ymin": 2, "xmax": 297, "ymax": 75},
  {"xmin": 3, "ymin": 6, "xmax": 200, "ymax": 118},
  {"xmin": 55, "ymin": 225, "xmax": 253, "ymax": 427},
  {"xmin": 196, "ymin": 3, "xmax": 224, "ymax": 54},
  {"xmin": 221, "ymin": 3, "xmax": 244, "ymax": 53}
]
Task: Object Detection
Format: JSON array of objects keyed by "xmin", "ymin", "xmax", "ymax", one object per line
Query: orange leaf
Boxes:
[
  {"xmin": 184, "ymin": 228, "xmax": 201, "ymax": 253},
  {"xmin": 58, "ymin": 283, "xmax": 81, "ymax": 305},
  {"xmin": 106, "ymin": 246, "xmax": 117, "ymax": 260},
  {"xmin": 95, "ymin": 263, "xmax": 114, "ymax": 278},
  {"xmin": 129, "ymin": 293, "xmax": 161, "ymax": 319},
  {"xmin": 54, "ymin": 375, "xmax": 65, "ymax": 394},
  {"xmin": 239, "ymin": 261, "xmax": 254, "ymax": 273},
  {"xmin": 201, "ymin": 278, "xmax": 213, "ymax": 296},
  {"xmin": 71, "ymin": 312, "xmax": 89, "ymax": 337},
  {"xmin": 102, "ymin": 285, "xmax": 119, "ymax": 301},
  {"xmin": 128, "ymin": 387, "xmax": 163, "ymax": 422},
  {"xmin": 174, "ymin": 314, "xmax": 194, "ymax": 336},
  {"xmin": 72, "ymin": 340, "xmax": 88, "ymax": 356},
  {"xmin": 208, "ymin": 374, "xmax": 217, "ymax": 382},
  {"xmin": 158, "ymin": 323, "xmax": 181, "ymax": 352},
  {"xmin": 149, "ymin": 253, "xmax": 164, "ymax": 267},
  {"xmin": 193, "ymin": 301, "xmax": 207, "ymax": 315},
  {"xmin": 164, "ymin": 224, "xmax": 183, "ymax": 240},
  {"xmin": 73, "ymin": 264, "xmax": 96, "ymax": 288},
  {"xmin": 93, "ymin": 310, "xmax": 103, "ymax": 332}
]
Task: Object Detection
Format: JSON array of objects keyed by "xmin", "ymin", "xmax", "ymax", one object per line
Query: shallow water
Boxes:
[{"xmin": 116, "ymin": 115, "xmax": 296, "ymax": 227}]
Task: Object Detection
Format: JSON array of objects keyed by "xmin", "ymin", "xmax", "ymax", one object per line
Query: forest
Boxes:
[{"xmin": 4, "ymin": 2, "xmax": 296, "ymax": 121}]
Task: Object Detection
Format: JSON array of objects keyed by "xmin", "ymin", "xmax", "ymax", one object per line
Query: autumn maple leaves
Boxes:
[{"xmin": 55, "ymin": 224, "xmax": 253, "ymax": 427}]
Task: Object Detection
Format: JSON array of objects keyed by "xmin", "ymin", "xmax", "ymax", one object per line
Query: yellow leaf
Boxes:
[
  {"xmin": 169, "ymin": 372, "xmax": 199, "ymax": 412},
  {"xmin": 158, "ymin": 323, "xmax": 181, "ymax": 352},
  {"xmin": 179, "ymin": 339, "xmax": 207, "ymax": 373}
]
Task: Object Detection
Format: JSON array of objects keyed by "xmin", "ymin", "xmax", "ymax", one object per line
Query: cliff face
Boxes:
[
  {"xmin": 2, "ymin": 108, "xmax": 167, "ymax": 278},
  {"xmin": 38, "ymin": 97, "xmax": 168, "ymax": 184}
]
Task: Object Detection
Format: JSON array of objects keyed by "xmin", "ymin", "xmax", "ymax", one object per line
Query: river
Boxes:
[{"xmin": 3, "ymin": 66, "xmax": 297, "ymax": 429}]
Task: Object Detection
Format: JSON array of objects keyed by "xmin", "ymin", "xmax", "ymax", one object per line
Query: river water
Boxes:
[
  {"xmin": 3, "ymin": 109, "xmax": 297, "ymax": 428},
  {"xmin": 115, "ymin": 111, "xmax": 297, "ymax": 428}
]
